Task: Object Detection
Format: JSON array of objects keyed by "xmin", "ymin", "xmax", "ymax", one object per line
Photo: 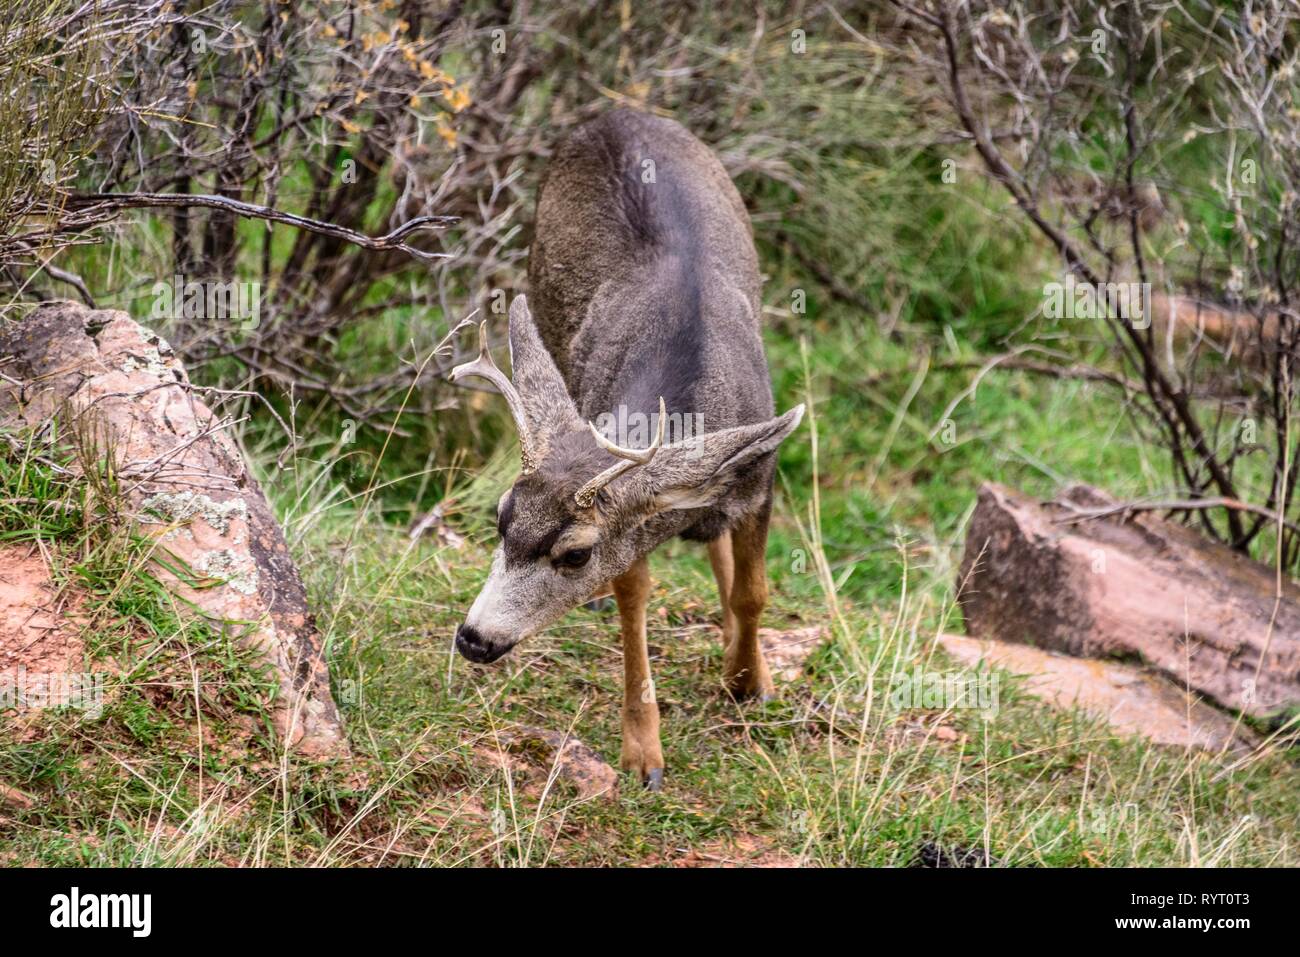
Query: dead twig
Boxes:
[
  {"xmin": 65, "ymin": 192, "xmax": 458, "ymax": 264},
  {"xmin": 1052, "ymin": 496, "xmax": 1300, "ymax": 539}
]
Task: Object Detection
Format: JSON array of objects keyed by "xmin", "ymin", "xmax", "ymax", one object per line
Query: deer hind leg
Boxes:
[
  {"xmin": 721, "ymin": 508, "xmax": 775, "ymax": 700},
  {"xmin": 708, "ymin": 530, "xmax": 738, "ymax": 649},
  {"xmin": 583, "ymin": 581, "xmax": 615, "ymax": 612},
  {"xmin": 612, "ymin": 556, "xmax": 664, "ymax": 789}
]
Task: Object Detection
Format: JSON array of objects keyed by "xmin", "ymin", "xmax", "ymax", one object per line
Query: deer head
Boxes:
[{"xmin": 451, "ymin": 295, "xmax": 803, "ymax": 664}]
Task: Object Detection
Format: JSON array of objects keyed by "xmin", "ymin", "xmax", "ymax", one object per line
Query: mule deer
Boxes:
[{"xmin": 451, "ymin": 109, "xmax": 803, "ymax": 789}]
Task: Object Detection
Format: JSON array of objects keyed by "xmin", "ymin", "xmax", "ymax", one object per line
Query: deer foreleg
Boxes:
[
  {"xmin": 722, "ymin": 508, "xmax": 775, "ymax": 700},
  {"xmin": 613, "ymin": 556, "xmax": 663, "ymax": 789}
]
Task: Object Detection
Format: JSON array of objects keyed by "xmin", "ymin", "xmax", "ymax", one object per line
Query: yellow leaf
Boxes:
[
  {"xmin": 445, "ymin": 86, "xmax": 472, "ymax": 113},
  {"xmin": 436, "ymin": 114, "xmax": 457, "ymax": 148},
  {"xmin": 341, "ymin": 119, "xmax": 361, "ymax": 134}
]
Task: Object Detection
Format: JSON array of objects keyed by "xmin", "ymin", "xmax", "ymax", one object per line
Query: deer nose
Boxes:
[{"xmin": 455, "ymin": 623, "xmax": 508, "ymax": 664}]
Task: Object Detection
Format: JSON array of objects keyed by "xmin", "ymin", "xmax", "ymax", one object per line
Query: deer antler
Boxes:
[
  {"xmin": 575, "ymin": 397, "xmax": 667, "ymax": 508},
  {"xmin": 451, "ymin": 321, "xmax": 542, "ymax": 474}
]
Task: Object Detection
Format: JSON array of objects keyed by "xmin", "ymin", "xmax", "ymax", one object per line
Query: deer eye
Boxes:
[{"xmin": 553, "ymin": 546, "xmax": 592, "ymax": 570}]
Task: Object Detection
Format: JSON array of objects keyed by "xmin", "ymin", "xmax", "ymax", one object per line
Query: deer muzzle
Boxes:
[{"xmin": 454, "ymin": 622, "xmax": 512, "ymax": 664}]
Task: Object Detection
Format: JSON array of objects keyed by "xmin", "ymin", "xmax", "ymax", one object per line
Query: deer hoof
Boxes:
[
  {"xmin": 643, "ymin": 768, "xmax": 664, "ymax": 791},
  {"xmin": 725, "ymin": 679, "xmax": 777, "ymax": 703}
]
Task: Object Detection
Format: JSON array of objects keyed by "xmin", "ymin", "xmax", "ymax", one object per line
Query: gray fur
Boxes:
[{"xmin": 456, "ymin": 109, "xmax": 802, "ymax": 661}]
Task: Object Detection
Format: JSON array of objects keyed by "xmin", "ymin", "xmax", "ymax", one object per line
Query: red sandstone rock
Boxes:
[
  {"xmin": 958, "ymin": 482, "xmax": 1300, "ymax": 719},
  {"xmin": 0, "ymin": 302, "xmax": 346, "ymax": 757}
]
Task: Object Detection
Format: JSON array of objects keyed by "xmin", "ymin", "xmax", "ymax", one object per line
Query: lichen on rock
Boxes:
[
  {"xmin": 118, "ymin": 345, "xmax": 175, "ymax": 380},
  {"xmin": 140, "ymin": 490, "xmax": 248, "ymax": 535},
  {"xmin": 191, "ymin": 547, "xmax": 260, "ymax": 596}
]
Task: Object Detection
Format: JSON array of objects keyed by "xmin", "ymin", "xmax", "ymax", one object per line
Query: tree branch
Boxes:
[{"xmin": 64, "ymin": 192, "xmax": 459, "ymax": 264}]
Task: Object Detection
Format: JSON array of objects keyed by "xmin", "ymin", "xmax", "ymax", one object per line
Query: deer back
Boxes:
[{"xmin": 527, "ymin": 109, "xmax": 771, "ymax": 435}]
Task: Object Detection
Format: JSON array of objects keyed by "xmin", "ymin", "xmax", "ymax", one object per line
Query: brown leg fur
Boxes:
[
  {"xmin": 721, "ymin": 508, "xmax": 775, "ymax": 700},
  {"xmin": 708, "ymin": 530, "xmax": 738, "ymax": 646},
  {"xmin": 612, "ymin": 556, "xmax": 663, "ymax": 788}
]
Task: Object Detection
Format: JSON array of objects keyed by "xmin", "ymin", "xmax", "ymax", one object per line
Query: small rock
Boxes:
[
  {"xmin": 491, "ymin": 726, "xmax": 618, "ymax": 800},
  {"xmin": 938, "ymin": 633, "xmax": 1257, "ymax": 753},
  {"xmin": 0, "ymin": 783, "xmax": 36, "ymax": 811},
  {"xmin": 759, "ymin": 625, "xmax": 828, "ymax": 682}
]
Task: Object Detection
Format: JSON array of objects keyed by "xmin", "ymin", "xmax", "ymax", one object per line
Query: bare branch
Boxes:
[{"xmin": 65, "ymin": 192, "xmax": 458, "ymax": 263}]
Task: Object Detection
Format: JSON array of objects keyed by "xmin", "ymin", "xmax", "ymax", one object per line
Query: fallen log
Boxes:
[
  {"xmin": 958, "ymin": 482, "xmax": 1300, "ymax": 719},
  {"xmin": 0, "ymin": 301, "xmax": 347, "ymax": 757},
  {"xmin": 1148, "ymin": 292, "xmax": 1283, "ymax": 369}
]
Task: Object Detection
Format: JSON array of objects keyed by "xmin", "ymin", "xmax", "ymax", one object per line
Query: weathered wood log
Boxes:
[
  {"xmin": 0, "ymin": 302, "xmax": 347, "ymax": 757},
  {"xmin": 958, "ymin": 482, "xmax": 1300, "ymax": 719}
]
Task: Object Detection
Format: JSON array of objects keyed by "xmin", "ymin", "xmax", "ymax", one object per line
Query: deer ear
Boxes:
[
  {"xmin": 633, "ymin": 405, "xmax": 804, "ymax": 512},
  {"xmin": 507, "ymin": 295, "xmax": 581, "ymax": 443}
]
